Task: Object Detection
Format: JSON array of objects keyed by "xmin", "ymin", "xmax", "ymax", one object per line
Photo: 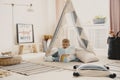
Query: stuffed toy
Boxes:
[
  {"xmin": 0, "ymin": 69, "xmax": 10, "ymax": 78},
  {"xmin": 59, "ymin": 54, "xmax": 70, "ymax": 62},
  {"xmin": 73, "ymin": 64, "xmax": 116, "ymax": 78}
]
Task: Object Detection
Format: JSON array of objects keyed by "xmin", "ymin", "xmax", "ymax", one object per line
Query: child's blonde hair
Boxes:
[{"xmin": 62, "ymin": 39, "xmax": 70, "ymax": 43}]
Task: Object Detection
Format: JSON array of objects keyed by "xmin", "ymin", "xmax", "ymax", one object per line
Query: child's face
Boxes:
[{"xmin": 62, "ymin": 42, "xmax": 70, "ymax": 49}]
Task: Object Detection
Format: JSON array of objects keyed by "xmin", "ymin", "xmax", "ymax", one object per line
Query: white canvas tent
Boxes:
[{"xmin": 46, "ymin": 0, "xmax": 95, "ymax": 55}]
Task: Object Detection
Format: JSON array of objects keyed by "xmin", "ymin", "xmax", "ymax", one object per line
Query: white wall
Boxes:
[
  {"xmin": 47, "ymin": 0, "xmax": 56, "ymax": 34},
  {"xmin": 0, "ymin": 0, "xmax": 48, "ymax": 52},
  {"xmin": 0, "ymin": 5, "xmax": 13, "ymax": 51},
  {"xmin": 72, "ymin": 0, "xmax": 109, "ymax": 25},
  {"xmin": 1, "ymin": 0, "xmax": 109, "ymax": 52}
]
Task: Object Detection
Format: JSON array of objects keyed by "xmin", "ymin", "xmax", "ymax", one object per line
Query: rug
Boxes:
[
  {"xmin": 40, "ymin": 61, "xmax": 81, "ymax": 70},
  {"xmin": 0, "ymin": 62, "xmax": 60, "ymax": 76},
  {"xmin": 106, "ymin": 61, "xmax": 120, "ymax": 80}
]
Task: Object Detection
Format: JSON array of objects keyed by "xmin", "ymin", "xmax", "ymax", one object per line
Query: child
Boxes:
[
  {"xmin": 58, "ymin": 39, "xmax": 76, "ymax": 62},
  {"xmin": 45, "ymin": 39, "xmax": 76, "ymax": 62}
]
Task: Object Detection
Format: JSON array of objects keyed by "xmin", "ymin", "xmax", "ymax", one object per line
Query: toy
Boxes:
[
  {"xmin": 59, "ymin": 54, "xmax": 69, "ymax": 62},
  {"xmin": 73, "ymin": 64, "xmax": 116, "ymax": 78},
  {"xmin": 0, "ymin": 69, "xmax": 10, "ymax": 78}
]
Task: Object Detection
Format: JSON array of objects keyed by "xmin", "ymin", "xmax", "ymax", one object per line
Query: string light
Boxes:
[
  {"xmin": 0, "ymin": 3, "xmax": 34, "ymax": 12},
  {"xmin": 27, "ymin": 4, "xmax": 34, "ymax": 12}
]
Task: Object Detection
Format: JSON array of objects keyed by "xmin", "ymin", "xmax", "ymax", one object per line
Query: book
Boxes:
[{"xmin": 58, "ymin": 46, "xmax": 75, "ymax": 55}]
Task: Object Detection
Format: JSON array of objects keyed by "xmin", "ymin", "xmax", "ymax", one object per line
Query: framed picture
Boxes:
[{"xmin": 16, "ymin": 23, "xmax": 34, "ymax": 44}]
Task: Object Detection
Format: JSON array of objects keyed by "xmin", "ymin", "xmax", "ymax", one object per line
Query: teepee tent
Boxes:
[{"xmin": 46, "ymin": 0, "xmax": 94, "ymax": 55}]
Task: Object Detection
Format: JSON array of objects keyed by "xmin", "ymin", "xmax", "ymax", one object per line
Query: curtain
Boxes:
[{"xmin": 110, "ymin": 0, "xmax": 120, "ymax": 34}]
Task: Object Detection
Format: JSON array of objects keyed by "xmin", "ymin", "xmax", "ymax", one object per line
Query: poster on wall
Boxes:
[{"xmin": 16, "ymin": 23, "xmax": 34, "ymax": 44}]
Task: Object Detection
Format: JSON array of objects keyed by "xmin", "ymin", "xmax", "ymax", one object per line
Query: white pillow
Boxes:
[
  {"xmin": 44, "ymin": 56, "xmax": 54, "ymax": 62},
  {"xmin": 49, "ymin": 48, "xmax": 58, "ymax": 55},
  {"xmin": 75, "ymin": 49, "xmax": 99, "ymax": 63}
]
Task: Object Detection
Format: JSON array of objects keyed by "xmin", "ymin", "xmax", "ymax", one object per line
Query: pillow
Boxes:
[
  {"xmin": 50, "ymin": 48, "xmax": 58, "ymax": 55},
  {"xmin": 44, "ymin": 56, "xmax": 54, "ymax": 62},
  {"xmin": 75, "ymin": 49, "xmax": 99, "ymax": 63}
]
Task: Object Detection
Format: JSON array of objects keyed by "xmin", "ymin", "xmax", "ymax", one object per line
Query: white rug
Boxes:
[
  {"xmin": 1, "ymin": 62, "xmax": 60, "ymax": 76},
  {"xmin": 106, "ymin": 61, "xmax": 120, "ymax": 79},
  {"xmin": 0, "ymin": 52, "xmax": 117, "ymax": 80}
]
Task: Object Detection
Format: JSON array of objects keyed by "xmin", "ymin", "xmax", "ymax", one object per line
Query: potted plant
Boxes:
[{"xmin": 93, "ymin": 16, "xmax": 106, "ymax": 24}]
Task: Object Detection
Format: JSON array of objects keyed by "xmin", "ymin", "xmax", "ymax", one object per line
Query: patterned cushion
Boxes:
[{"xmin": 75, "ymin": 49, "xmax": 99, "ymax": 63}]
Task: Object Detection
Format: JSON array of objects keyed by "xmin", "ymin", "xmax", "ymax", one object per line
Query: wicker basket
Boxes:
[{"xmin": 0, "ymin": 56, "xmax": 22, "ymax": 66}]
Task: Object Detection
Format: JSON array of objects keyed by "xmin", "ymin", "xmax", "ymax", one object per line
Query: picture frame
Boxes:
[{"xmin": 16, "ymin": 23, "xmax": 34, "ymax": 44}]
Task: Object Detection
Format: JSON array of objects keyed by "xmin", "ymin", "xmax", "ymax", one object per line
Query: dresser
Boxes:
[{"xmin": 83, "ymin": 24, "xmax": 109, "ymax": 50}]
